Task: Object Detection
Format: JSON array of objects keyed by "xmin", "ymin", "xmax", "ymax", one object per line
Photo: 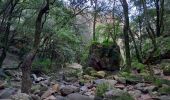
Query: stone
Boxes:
[
  {"xmin": 104, "ymin": 88, "xmax": 133, "ymax": 99},
  {"xmin": 67, "ymin": 93, "xmax": 94, "ymax": 100},
  {"xmin": 31, "ymin": 84, "xmax": 48, "ymax": 94},
  {"xmin": 88, "ymin": 43, "xmax": 121, "ymax": 71},
  {"xmin": 11, "ymin": 93, "xmax": 30, "ymax": 100},
  {"xmin": 55, "ymin": 95, "xmax": 68, "ymax": 100},
  {"xmin": 80, "ymin": 86, "xmax": 88, "ymax": 91},
  {"xmin": 41, "ymin": 89, "xmax": 54, "ymax": 99},
  {"xmin": 66, "ymin": 63, "xmax": 83, "ymax": 69},
  {"xmin": 94, "ymin": 79, "xmax": 117, "ymax": 86},
  {"xmin": 135, "ymin": 83, "xmax": 146, "ymax": 91},
  {"xmin": 93, "ymin": 71, "xmax": 106, "ymax": 78},
  {"xmin": 51, "ymin": 84, "xmax": 60, "ymax": 92},
  {"xmin": 60, "ymin": 85, "xmax": 80, "ymax": 96},
  {"xmin": 0, "ymin": 80, "xmax": 7, "ymax": 89},
  {"xmin": 114, "ymin": 76, "xmax": 126, "ymax": 84},
  {"xmin": 114, "ymin": 84, "xmax": 125, "ymax": 89},
  {"xmin": 159, "ymin": 95, "xmax": 170, "ymax": 100},
  {"xmin": 0, "ymin": 88, "xmax": 17, "ymax": 99},
  {"xmin": 144, "ymin": 85, "xmax": 157, "ymax": 92},
  {"xmin": 128, "ymin": 90, "xmax": 142, "ymax": 98},
  {"xmin": 44, "ymin": 95, "xmax": 56, "ymax": 100},
  {"xmin": 31, "ymin": 94, "xmax": 41, "ymax": 100}
]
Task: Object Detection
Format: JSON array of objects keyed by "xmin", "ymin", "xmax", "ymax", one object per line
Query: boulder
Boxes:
[
  {"xmin": 104, "ymin": 88, "xmax": 133, "ymax": 100},
  {"xmin": 0, "ymin": 88, "xmax": 17, "ymax": 99},
  {"xmin": 159, "ymin": 95, "xmax": 170, "ymax": 100},
  {"xmin": 94, "ymin": 79, "xmax": 117, "ymax": 86},
  {"xmin": 60, "ymin": 85, "xmax": 80, "ymax": 96},
  {"xmin": 88, "ymin": 43, "xmax": 120, "ymax": 71},
  {"xmin": 11, "ymin": 93, "xmax": 31, "ymax": 100},
  {"xmin": 67, "ymin": 93, "xmax": 94, "ymax": 100},
  {"xmin": 92, "ymin": 71, "xmax": 106, "ymax": 78}
]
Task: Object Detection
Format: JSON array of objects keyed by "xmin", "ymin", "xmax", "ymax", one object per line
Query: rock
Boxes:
[
  {"xmin": 67, "ymin": 93, "xmax": 94, "ymax": 100},
  {"xmin": 31, "ymin": 94, "xmax": 41, "ymax": 100},
  {"xmin": 104, "ymin": 88, "xmax": 133, "ymax": 100},
  {"xmin": 114, "ymin": 76, "xmax": 126, "ymax": 84},
  {"xmin": 88, "ymin": 43, "xmax": 121, "ymax": 71},
  {"xmin": 159, "ymin": 95, "xmax": 170, "ymax": 100},
  {"xmin": 83, "ymin": 75, "xmax": 94, "ymax": 80},
  {"xmin": 52, "ymin": 84, "xmax": 60, "ymax": 92},
  {"xmin": 144, "ymin": 85, "xmax": 157, "ymax": 93},
  {"xmin": 65, "ymin": 77, "xmax": 78, "ymax": 82},
  {"xmin": 128, "ymin": 90, "xmax": 142, "ymax": 98},
  {"xmin": 140, "ymin": 94, "xmax": 152, "ymax": 100},
  {"xmin": 55, "ymin": 95, "xmax": 68, "ymax": 100},
  {"xmin": 93, "ymin": 71, "xmax": 106, "ymax": 78},
  {"xmin": 41, "ymin": 89, "xmax": 55, "ymax": 99},
  {"xmin": 31, "ymin": 84, "xmax": 48, "ymax": 94},
  {"xmin": 44, "ymin": 95, "xmax": 56, "ymax": 100},
  {"xmin": 80, "ymin": 86, "xmax": 88, "ymax": 91},
  {"xmin": 153, "ymin": 68, "xmax": 162, "ymax": 75},
  {"xmin": 66, "ymin": 63, "xmax": 83, "ymax": 69},
  {"xmin": 0, "ymin": 80, "xmax": 7, "ymax": 90},
  {"xmin": 114, "ymin": 84, "xmax": 125, "ymax": 89},
  {"xmin": 60, "ymin": 85, "xmax": 80, "ymax": 96},
  {"xmin": 11, "ymin": 93, "xmax": 31, "ymax": 100},
  {"xmin": 94, "ymin": 79, "xmax": 106, "ymax": 85},
  {"xmin": 135, "ymin": 83, "xmax": 146, "ymax": 92},
  {"xmin": 107, "ymin": 80, "xmax": 118, "ymax": 86},
  {"xmin": 0, "ymin": 88, "xmax": 17, "ymax": 99},
  {"xmin": 94, "ymin": 79, "xmax": 117, "ymax": 86}
]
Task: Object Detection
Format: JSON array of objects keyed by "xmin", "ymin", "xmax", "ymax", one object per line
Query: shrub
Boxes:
[
  {"xmin": 32, "ymin": 59, "xmax": 51, "ymax": 73},
  {"xmin": 96, "ymin": 83, "xmax": 109, "ymax": 97}
]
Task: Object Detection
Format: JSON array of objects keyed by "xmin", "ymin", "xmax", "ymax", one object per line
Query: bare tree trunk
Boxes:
[
  {"xmin": 93, "ymin": 0, "xmax": 97, "ymax": 41},
  {"xmin": 121, "ymin": 0, "xmax": 131, "ymax": 71},
  {"xmin": 155, "ymin": 0, "xmax": 160, "ymax": 37},
  {"xmin": 0, "ymin": 0, "xmax": 19, "ymax": 67},
  {"xmin": 21, "ymin": 0, "xmax": 49, "ymax": 93},
  {"xmin": 160, "ymin": 0, "xmax": 164, "ymax": 34},
  {"xmin": 129, "ymin": 29, "xmax": 142, "ymax": 63}
]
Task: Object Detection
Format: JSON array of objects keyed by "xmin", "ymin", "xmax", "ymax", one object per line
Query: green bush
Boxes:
[
  {"xmin": 158, "ymin": 86, "xmax": 170, "ymax": 95},
  {"xmin": 96, "ymin": 83, "xmax": 109, "ymax": 97},
  {"xmin": 32, "ymin": 59, "xmax": 51, "ymax": 73},
  {"xmin": 131, "ymin": 60, "xmax": 145, "ymax": 71}
]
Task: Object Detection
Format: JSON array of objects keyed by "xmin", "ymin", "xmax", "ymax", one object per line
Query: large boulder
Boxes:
[{"xmin": 88, "ymin": 43, "xmax": 120, "ymax": 71}]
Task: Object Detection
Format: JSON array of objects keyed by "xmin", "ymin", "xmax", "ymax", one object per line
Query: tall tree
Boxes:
[
  {"xmin": 120, "ymin": 0, "xmax": 131, "ymax": 70},
  {"xmin": 0, "ymin": 0, "xmax": 19, "ymax": 67},
  {"xmin": 21, "ymin": 0, "xmax": 49, "ymax": 93},
  {"xmin": 92, "ymin": 0, "xmax": 97, "ymax": 41}
]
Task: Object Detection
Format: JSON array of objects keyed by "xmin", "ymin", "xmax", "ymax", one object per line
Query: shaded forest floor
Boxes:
[{"xmin": 0, "ymin": 52, "xmax": 170, "ymax": 100}]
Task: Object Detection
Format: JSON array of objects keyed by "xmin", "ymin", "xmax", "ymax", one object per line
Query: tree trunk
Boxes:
[
  {"xmin": 129, "ymin": 29, "xmax": 142, "ymax": 63},
  {"xmin": 121, "ymin": 0, "xmax": 131, "ymax": 71},
  {"xmin": 21, "ymin": 0, "xmax": 49, "ymax": 93},
  {"xmin": 93, "ymin": 0, "xmax": 97, "ymax": 41},
  {"xmin": 0, "ymin": 0, "xmax": 18, "ymax": 67},
  {"xmin": 155, "ymin": 0, "xmax": 161, "ymax": 37},
  {"xmin": 160, "ymin": 0, "xmax": 164, "ymax": 34}
]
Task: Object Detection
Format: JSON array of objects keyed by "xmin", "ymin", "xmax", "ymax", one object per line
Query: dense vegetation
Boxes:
[{"xmin": 0, "ymin": 0, "xmax": 170, "ymax": 100}]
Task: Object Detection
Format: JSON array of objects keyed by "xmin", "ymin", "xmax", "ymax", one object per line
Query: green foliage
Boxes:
[
  {"xmin": 32, "ymin": 59, "xmax": 51, "ymax": 73},
  {"xmin": 131, "ymin": 60, "xmax": 145, "ymax": 71},
  {"xmin": 96, "ymin": 83, "xmax": 109, "ymax": 97},
  {"xmin": 158, "ymin": 86, "xmax": 170, "ymax": 95},
  {"xmin": 142, "ymin": 36, "xmax": 170, "ymax": 58},
  {"xmin": 113, "ymin": 93, "xmax": 134, "ymax": 100}
]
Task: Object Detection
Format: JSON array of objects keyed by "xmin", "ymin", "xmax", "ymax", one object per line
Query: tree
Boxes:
[
  {"xmin": 0, "ymin": 0, "xmax": 19, "ymax": 67},
  {"xmin": 92, "ymin": 0, "xmax": 97, "ymax": 41},
  {"xmin": 21, "ymin": 0, "xmax": 49, "ymax": 93},
  {"xmin": 120, "ymin": 0, "xmax": 131, "ymax": 70}
]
